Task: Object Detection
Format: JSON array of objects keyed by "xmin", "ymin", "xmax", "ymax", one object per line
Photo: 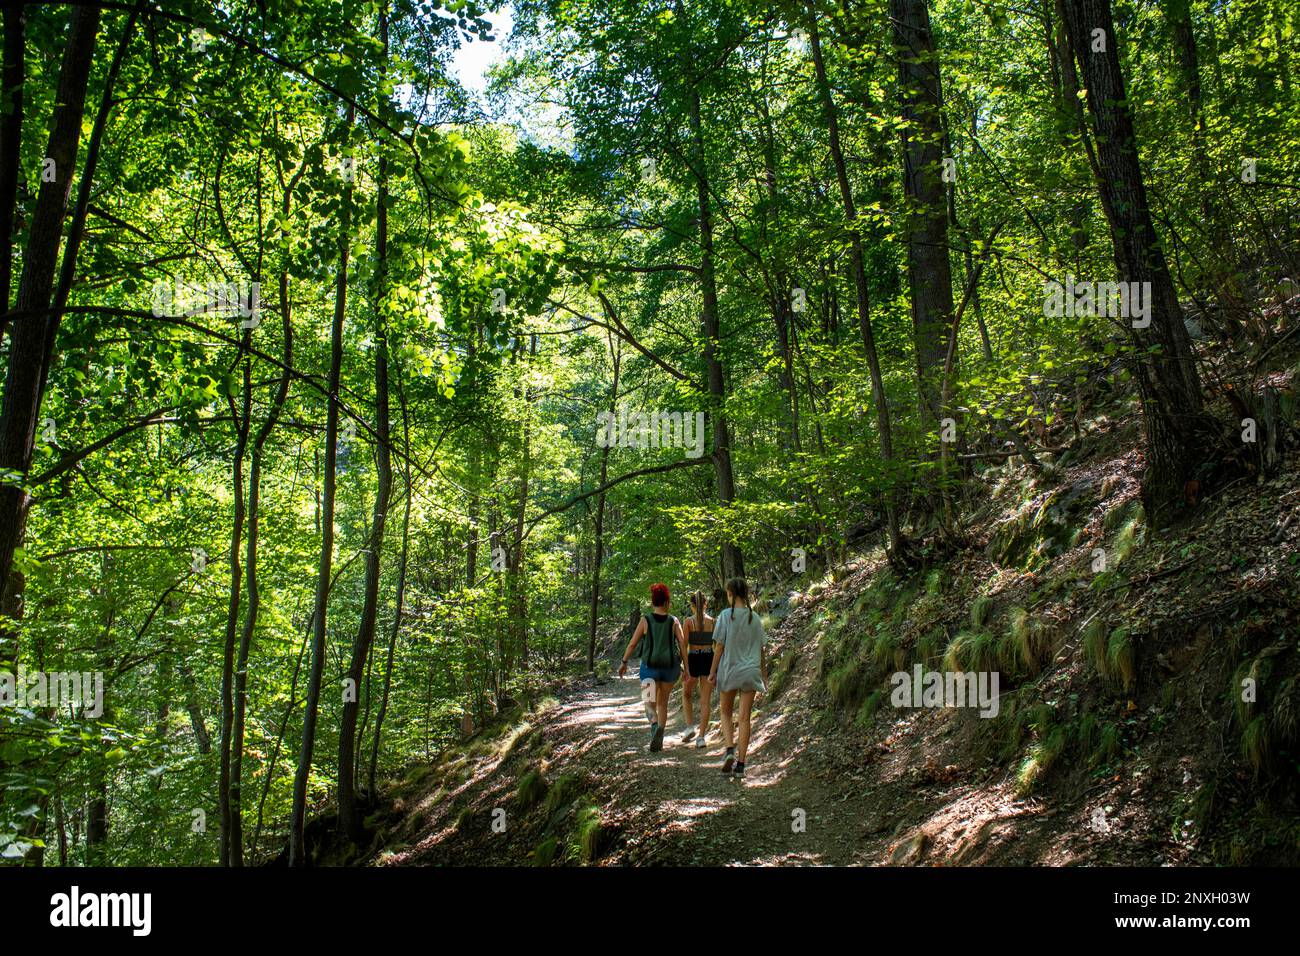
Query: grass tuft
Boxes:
[
  {"xmin": 532, "ymin": 837, "xmax": 559, "ymax": 867},
  {"xmin": 542, "ymin": 773, "xmax": 583, "ymax": 819},
  {"xmin": 514, "ymin": 769, "xmax": 548, "ymax": 809},
  {"xmin": 571, "ymin": 805, "xmax": 605, "ymax": 863},
  {"xmin": 1106, "ymin": 628, "xmax": 1135, "ymax": 691}
]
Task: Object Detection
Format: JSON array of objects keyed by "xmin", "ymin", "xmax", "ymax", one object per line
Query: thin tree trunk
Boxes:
[
  {"xmin": 177, "ymin": 657, "xmax": 212, "ymax": 754},
  {"xmin": 587, "ymin": 335, "xmax": 621, "ymax": 670},
  {"xmin": 230, "ymin": 233, "xmax": 295, "ymax": 867},
  {"xmin": 218, "ymin": 358, "xmax": 251, "ymax": 866},
  {"xmin": 368, "ymin": 377, "xmax": 411, "ymax": 794},
  {"xmin": 807, "ymin": 6, "xmax": 908, "ymax": 562},
  {"xmin": 507, "ymin": 334, "xmax": 536, "ymax": 685},
  {"xmin": 1060, "ymin": 0, "xmax": 1215, "ymax": 522},
  {"xmin": 340, "ymin": 36, "xmax": 394, "ymax": 837},
  {"xmin": 86, "ymin": 550, "xmax": 115, "ymax": 866},
  {"xmin": 290, "ymin": 103, "xmax": 355, "ymax": 866},
  {"xmin": 679, "ymin": 11, "xmax": 744, "ymax": 581},
  {"xmin": 756, "ymin": 74, "xmax": 802, "ymax": 452}
]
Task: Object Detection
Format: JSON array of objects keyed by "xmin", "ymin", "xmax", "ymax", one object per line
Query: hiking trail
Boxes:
[{"xmin": 366, "ymin": 586, "xmax": 1158, "ymax": 867}]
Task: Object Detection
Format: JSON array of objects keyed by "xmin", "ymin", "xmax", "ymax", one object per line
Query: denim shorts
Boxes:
[{"xmin": 642, "ymin": 665, "xmax": 680, "ymax": 683}]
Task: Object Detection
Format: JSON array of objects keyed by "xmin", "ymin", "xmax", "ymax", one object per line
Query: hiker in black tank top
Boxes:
[{"xmin": 679, "ymin": 590, "xmax": 715, "ymax": 747}]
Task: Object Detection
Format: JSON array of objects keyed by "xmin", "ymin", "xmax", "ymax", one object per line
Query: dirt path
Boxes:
[
  {"xmin": 542, "ymin": 675, "xmax": 867, "ymax": 865},
  {"xmin": 381, "ymin": 609, "xmax": 1156, "ymax": 866}
]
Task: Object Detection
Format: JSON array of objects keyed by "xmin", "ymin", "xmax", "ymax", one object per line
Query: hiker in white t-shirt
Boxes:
[{"xmin": 708, "ymin": 576, "xmax": 767, "ymax": 779}]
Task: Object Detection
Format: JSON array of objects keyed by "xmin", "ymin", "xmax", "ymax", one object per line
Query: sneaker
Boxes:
[
  {"xmin": 733, "ymin": 761, "xmax": 746, "ymax": 779},
  {"xmin": 650, "ymin": 723, "xmax": 664, "ymax": 752},
  {"xmin": 695, "ymin": 736, "xmax": 707, "ymax": 749},
  {"xmin": 682, "ymin": 729, "xmax": 696, "ymax": 743},
  {"xmin": 720, "ymin": 750, "xmax": 735, "ymax": 774}
]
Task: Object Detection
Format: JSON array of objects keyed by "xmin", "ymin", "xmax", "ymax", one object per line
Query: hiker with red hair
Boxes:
[{"xmin": 619, "ymin": 582, "xmax": 687, "ymax": 752}]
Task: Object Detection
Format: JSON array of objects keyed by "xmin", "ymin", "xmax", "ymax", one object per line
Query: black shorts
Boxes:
[{"xmin": 687, "ymin": 650, "xmax": 714, "ymax": 678}]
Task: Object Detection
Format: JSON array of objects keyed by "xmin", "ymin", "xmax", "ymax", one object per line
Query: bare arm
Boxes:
[
  {"xmin": 618, "ymin": 617, "xmax": 646, "ymax": 677},
  {"xmin": 708, "ymin": 613, "xmax": 726, "ymax": 683}
]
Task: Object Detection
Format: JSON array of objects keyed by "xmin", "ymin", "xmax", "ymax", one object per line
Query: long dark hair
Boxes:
[
  {"xmin": 725, "ymin": 576, "xmax": 753, "ymax": 623},
  {"xmin": 690, "ymin": 590, "xmax": 707, "ymax": 631}
]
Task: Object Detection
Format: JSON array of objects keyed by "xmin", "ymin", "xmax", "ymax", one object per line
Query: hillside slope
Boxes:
[{"xmin": 331, "ymin": 352, "xmax": 1300, "ymax": 868}]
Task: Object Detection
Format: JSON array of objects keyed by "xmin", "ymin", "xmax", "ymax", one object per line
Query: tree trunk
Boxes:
[
  {"xmin": 756, "ymin": 78, "xmax": 802, "ymax": 452},
  {"xmin": 86, "ymin": 550, "xmax": 116, "ymax": 866},
  {"xmin": 290, "ymin": 104, "xmax": 355, "ymax": 866},
  {"xmin": 587, "ymin": 335, "xmax": 621, "ymax": 670},
  {"xmin": 0, "ymin": 6, "xmax": 100, "ymax": 663},
  {"xmin": 1061, "ymin": 0, "xmax": 1215, "ymax": 522},
  {"xmin": 177, "ymin": 657, "xmax": 212, "ymax": 754},
  {"xmin": 218, "ymin": 359, "xmax": 251, "ymax": 866},
  {"xmin": 340, "ymin": 69, "xmax": 393, "ymax": 840},
  {"xmin": 368, "ymin": 377, "xmax": 412, "ymax": 794},
  {"xmin": 890, "ymin": 0, "xmax": 955, "ymax": 435},
  {"xmin": 682, "ymin": 32, "xmax": 744, "ymax": 581},
  {"xmin": 230, "ymin": 228, "xmax": 295, "ymax": 866},
  {"xmin": 506, "ymin": 334, "xmax": 536, "ymax": 685},
  {"xmin": 807, "ymin": 6, "xmax": 908, "ymax": 562}
]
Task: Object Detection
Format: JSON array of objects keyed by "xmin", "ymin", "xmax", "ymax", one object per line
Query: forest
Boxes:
[{"xmin": 0, "ymin": 0, "xmax": 1297, "ymax": 870}]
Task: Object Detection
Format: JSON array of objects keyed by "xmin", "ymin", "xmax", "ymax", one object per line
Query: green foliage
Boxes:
[
  {"xmin": 515, "ymin": 769, "xmax": 549, "ymax": 810},
  {"xmin": 6, "ymin": 0, "xmax": 1296, "ymax": 866}
]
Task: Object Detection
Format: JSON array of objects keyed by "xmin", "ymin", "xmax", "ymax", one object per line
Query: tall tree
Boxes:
[
  {"xmin": 338, "ymin": 8, "xmax": 395, "ymax": 846},
  {"xmin": 290, "ymin": 103, "xmax": 356, "ymax": 867},
  {"xmin": 807, "ymin": 5, "xmax": 908, "ymax": 562},
  {"xmin": 889, "ymin": 0, "xmax": 955, "ymax": 441},
  {"xmin": 1060, "ymin": 0, "xmax": 1217, "ymax": 520},
  {"xmin": 678, "ymin": 3, "xmax": 745, "ymax": 581},
  {"xmin": 0, "ymin": 5, "xmax": 100, "ymax": 657}
]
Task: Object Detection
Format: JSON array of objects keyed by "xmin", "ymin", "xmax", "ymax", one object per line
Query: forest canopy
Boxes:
[{"xmin": 0, "ymin": 0, "xmax": 1296, "ymax": 867}]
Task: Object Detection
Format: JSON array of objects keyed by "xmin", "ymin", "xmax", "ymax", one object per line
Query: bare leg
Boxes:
[
  {"xmin": 719, "ymin": 690, "xmax": 736, "ymax": 749},
  {"xmin": 655, "ymin": 680, "xmax": 675, "ymax": 730},
  {"xmin": 737, "ymin": 690, "xmax": 756, "ymax": 762},
  {"xmin": 697, "ymin": 679, "xmax": 711, "ymax": 737},
  {"xmin": 681, "ymin": 674, "xmax": 695, "ymax": 728}
]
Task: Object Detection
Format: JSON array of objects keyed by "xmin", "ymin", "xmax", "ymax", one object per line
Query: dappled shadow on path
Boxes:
[{"xmin": 547, "ymin": 678, "xmax": 863, "ymax": 866}]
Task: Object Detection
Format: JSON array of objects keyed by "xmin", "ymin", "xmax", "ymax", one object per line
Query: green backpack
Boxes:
[{"xmin": 643, "ymin": 614, "xmax": 679, "ymax": 670}]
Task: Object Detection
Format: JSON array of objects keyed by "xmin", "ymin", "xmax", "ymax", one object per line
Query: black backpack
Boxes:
[{"xmin": 643, "ymin": 614, "xmax": 679, "ymax": 670}]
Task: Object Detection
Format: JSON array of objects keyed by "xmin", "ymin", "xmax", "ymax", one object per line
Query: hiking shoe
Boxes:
[
  {"xmin": 695, "ymin": 736, "xmax": 707, "ymax": 749},
  {"xmin": 733, "ymin": 762, "xmax": 746, "ymax": 780},
  {"xmin": 650, "ymin": 723, "xmax": 665, "ymax": 752},
  {"xmin": 682, "ymin": 728, "xmax": 696, "ymax": 743},
  {"xmin": 720, "ymin": 751, "xmax": 735, "ymax": 774}
]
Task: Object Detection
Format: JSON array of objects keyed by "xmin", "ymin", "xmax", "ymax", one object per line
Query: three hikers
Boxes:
[{"xmin": 619, "ymin": 577, "xmax": 768, "ymax": 779}]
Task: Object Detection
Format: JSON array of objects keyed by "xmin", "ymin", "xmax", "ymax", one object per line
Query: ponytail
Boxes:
[{"xmin": 691, "ymin": 590, "xmax": 706, "ymax": 632}]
